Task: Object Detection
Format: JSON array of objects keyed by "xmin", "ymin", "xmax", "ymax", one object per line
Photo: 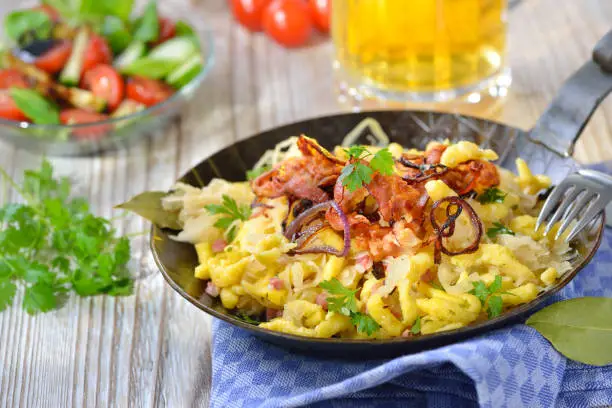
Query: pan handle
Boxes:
[{"xmin": 529, "ymin": 30, "xmax": 612, "ymax": 157}]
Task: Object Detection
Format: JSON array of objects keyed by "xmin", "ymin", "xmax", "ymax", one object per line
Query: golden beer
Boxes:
[{"xmin": 332, "ymin": 0, "xmax": 508, "ymax": 100}]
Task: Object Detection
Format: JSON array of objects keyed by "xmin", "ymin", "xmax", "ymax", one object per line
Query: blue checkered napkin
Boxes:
[{"xmin": 210, "ymin": 169, "xmax": 612, "ymax": 408}]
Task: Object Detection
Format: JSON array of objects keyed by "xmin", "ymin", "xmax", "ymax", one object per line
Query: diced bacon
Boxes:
[
  {"xmin": 266, "ymin": 308, "xmax": 283, "ymax": 320},
  {"xmin": 212, "ymin": 239, "xmax": 227, "ymax": 253},
  {"xmin": 355, "ymin": 252, "xmax": 373, "ymax": 273},
  {"xmin": 268, "ymin": 277, "xmax": 284, "ymax": 290},
  {"xmin": 205, "ymin": 281, "xmax": 219, "ymax": 297},
  {"xmin": 316, "ymin": 292, "xmax": 328, "ymax": 309}
]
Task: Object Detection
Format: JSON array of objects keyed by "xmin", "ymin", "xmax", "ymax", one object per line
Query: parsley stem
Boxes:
[{"xmin": 0, "ymin": 166, "xmax": 25, "ymax": 199}]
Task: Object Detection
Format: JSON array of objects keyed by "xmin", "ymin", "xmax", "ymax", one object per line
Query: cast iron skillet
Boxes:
[{"xmin": 150, "ymin": 31, "xmax": 612, "ymax": 357}]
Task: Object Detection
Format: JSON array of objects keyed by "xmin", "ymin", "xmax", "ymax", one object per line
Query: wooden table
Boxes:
[{"xmin": 1, "ymin": 0, "xmax": 611, "ymax": 406}]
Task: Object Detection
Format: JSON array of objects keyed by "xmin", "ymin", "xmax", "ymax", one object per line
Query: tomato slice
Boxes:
[
  {"xmin": 60, "ymin": 109, "xmax": 110, "ymax": 140},
  {"xmin": 81, "ymin": 65, "xmax": 125, "ymax": 112},
  {"xmin": 0, "ymin": 69, "xmax": 29, "ymax": 89},
  {"xmin": 152, "ymin": 17, "xmax": 177, "ymax": 46},
  {"xmin": 263, "ymin": 0, "xmax": 313, "ymax": 48},
  {"xmin": 82, "ymin": 35, "xmax": 113, "ymax": 74},
  {"xmin": 34, "ymin": 41, "xmax": 73, "ymax": 75},
  {"xmin": 230, "ymin": 0, "xmax": 272, "ymax": 32},
  {"xmin": 125, "ymin": 76, "xmax": 174, "ymax": 107},
  {"xmin": 32, "ymin": 4, "xmax": 60, "ymax": 22},
  {"xmin": 308, "ymin": 0, "xmax": 330, "ymax": 33},
  {"xmin": 0, "ymin": 91, "xmax": 28, "ymax": 122}
]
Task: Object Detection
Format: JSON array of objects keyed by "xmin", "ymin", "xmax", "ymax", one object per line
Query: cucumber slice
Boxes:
[
  {"xmin": 120, "ymin": 57, "xmax": 179, "ymax": 79},
  {"xmin": 114, "ymin": 41, "xmax": 146, "ymax": 70},
  {"xmin": 166, "ymin": 55, "xmax": 202, "ymax": 88},
  {"xmin": 148, "ymin": 36, "xmax": 197, "ymax": 62},
  {"xmin": 59, "ymin": 28, "xmax": 89, "ymax": 86}
]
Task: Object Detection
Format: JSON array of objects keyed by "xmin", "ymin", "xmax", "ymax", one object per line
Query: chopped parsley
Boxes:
[
  {"xmin": 319, "ymin": 278, "xmax": 380, "ymax": 335},
  {"xmin": 338, "ymin": 146, "xmax": 394, "ymax": 192},
  {"xmin": 469, "ymin": 275, "xmax": 512, "ymax": 318},
  {"xmin": 205, "ymin": 195, "xmax": 251, "ymax": 242},
  {"xmin": 410, "ymin": 316, "xmax": 422, "ymax": 334},
  {"xmin": 477, "ymin": 187, "xmax": 506, "ymax": 204},
  {"xmin": 486, "ymin": 222, "xmax": 515, "ymax": 239},
  {"xmin": 246, "ymin": 165, "xmax": 270, "ymax": 181}
]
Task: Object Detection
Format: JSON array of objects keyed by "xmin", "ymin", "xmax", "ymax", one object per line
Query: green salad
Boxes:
[{"xmin": 0, "ymin": 0, "xmax": 203, "ymax": 139}]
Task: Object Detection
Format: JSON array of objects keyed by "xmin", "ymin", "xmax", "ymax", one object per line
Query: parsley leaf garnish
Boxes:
[
  {"xmin": 0, "ymin": 160, "xmax": 133, "ymax": 314},
  {"xmin": 338, "ymin": 146, "xmax": 394, "ymax": 192},
  {"xmin": 410, "ymin": 316, "xmax": 422, "ymax": 335},
  {"xmin": 486, "ymin": 222, "xmax": 515, "ymax": 239},
  {"xmin": 205, "ymin": 195, "xmax": 251, "ymax": 242},
  {"xmin": 351, "ymin": 312, "xmax": 381, "ymax": 336},
  {"xmin": 369, "ymin": 148, "xmax": 394, "ymax": 176},
  {"xmin": 477, "ymin": 187, "xmax": 506, "ymax": 204},
  {"xmin": 319, "ymin": 278, "xmax": 380, "ymax": 335},
  {"xmin": 246, "ymin": 165, "xmax": 270, "ymax": 181},
  {"xmin": 469, "ymin": 275, "xmax": 511, "ymax": 318}
]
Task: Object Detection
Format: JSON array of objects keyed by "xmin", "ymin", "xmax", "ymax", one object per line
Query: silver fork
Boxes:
[{"xmin": 536, "ymin": 169, "xmax": 612, "ymax": 242}]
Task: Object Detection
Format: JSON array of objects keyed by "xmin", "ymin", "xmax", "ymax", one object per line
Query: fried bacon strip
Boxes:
[{"xmin": 252, "ymin": 136, "xmax": 344, "ymax": 202}]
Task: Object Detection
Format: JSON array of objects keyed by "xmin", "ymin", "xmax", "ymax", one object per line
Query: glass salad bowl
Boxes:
[{"xmin": 0, "ymin": 5, "xmax": 214, "ymax": 156}]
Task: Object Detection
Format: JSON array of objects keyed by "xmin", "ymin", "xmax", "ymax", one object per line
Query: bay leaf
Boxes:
[
  {"xmin": 526, "ymin": 297, "xmax": 612, "ymax": 366},
  {"xmin": 115, "ymin": 191, "xmax": 182, "ymax": 230}
]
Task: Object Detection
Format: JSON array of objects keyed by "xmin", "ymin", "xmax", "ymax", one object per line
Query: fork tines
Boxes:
[{"xmin": 535, "ymin": 169, "xmax": 612, "ymax": 242}]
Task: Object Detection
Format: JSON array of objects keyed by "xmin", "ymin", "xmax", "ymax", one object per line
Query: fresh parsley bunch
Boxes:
[
  {"xmin": 0, "ymin": 160, "xmax": 133, "ymax": 314},
  {"xmin": 319, "ymin": 278, "xmax": 380, "ymax": 335}
]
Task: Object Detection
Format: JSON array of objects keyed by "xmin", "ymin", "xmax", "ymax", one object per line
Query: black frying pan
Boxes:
[{"xmin": 148, "ymin": 31, "xmax": 612, "ymax": 358}]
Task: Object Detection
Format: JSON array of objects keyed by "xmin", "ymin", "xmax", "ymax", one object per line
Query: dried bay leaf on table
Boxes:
[
  {"xmin": 115, "ymin": 191, "xmax": 182, "ymax": 230},
  {"xmin": 526, "ymin": 297, "xmax": 612, "ymax": 366}
]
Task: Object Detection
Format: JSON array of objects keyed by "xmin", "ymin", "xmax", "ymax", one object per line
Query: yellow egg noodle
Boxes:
[{"xmin": 162, "ymin": 119, "xmax": 573, "ymax": 339}]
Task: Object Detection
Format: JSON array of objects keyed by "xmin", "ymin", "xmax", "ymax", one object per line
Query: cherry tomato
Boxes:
[
  {"xmin": 60, "ymin": 109, "xmax": 110, "ymax": 140},
  {"xmin": 263, "ymin": 0, "xmax": 313, "ymax": 48},
  {"xmin": 308, "ymin": 0, "xmax": 330, "ymax": 33},
  {"xmin": 152, "ymin": 17, "xmax": 177, "ymax": 46},
  {"xmin": 34, "ymin": 41, "xmax": 73, "ymax": 75},
  {"xmin": 126, "ymin": 76, "xmax": 174, "ymax": 107},
  {"xmin": 0, "ymin": 69, "xmax": 29, "ymax": 89},
  {"xmin": 0, "ymin": 91, "xmax": 29, "ymax": 122},
  {"xmin": 230, "ymin": 0, "xmax": 271, "ymax": 32},
  {"xmin": 81, "ymin": 65, "xmax": 125, "ymax": 112},
  {"xmin": 32, "ymin": 4, "xmax": 60, "ymax": 22},
  {"xmin": 82, "ymin": 35, "xmax": 113, "ymax": 74}
]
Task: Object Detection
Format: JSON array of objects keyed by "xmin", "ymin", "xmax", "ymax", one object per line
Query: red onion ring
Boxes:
[
  {"xmin": 430, "ymin": 197, "xmax": 482, "ymax": 263},
  {"xmin": 284, "ymin": 200, "xmax": 351, "ymax": 257},
  {"xmin": 284, "ymin": 202, "xmax": 332, "ymax": 240}
]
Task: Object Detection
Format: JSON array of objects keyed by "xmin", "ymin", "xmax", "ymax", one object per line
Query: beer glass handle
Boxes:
[{"xmin": 528, "ymin": 30, "xmax": 612, "ymax": 157}]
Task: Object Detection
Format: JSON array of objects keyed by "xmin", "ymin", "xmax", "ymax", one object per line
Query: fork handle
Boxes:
[{"xmin": 529, "ymin": 30, "xmax": 612, "ymax": 157}]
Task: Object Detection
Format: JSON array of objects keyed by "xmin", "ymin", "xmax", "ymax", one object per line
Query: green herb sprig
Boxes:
[
  {"xmin": 246, "ymin": 165, "xmax": 270, "ymax": 181},
  {"xmin": 0, "ymin": 160, "xmax": 133, "ymax": 314},
  {"xmin": 469, "ymin": 276, "xmax": 512, "ymax": 318},
  {"xmin": 410, "ymin": 316, "xmax": 421, "ymax": 335},
  {"xmin": 477, "ymin": 187, "xmax": 506, "ymax": 204},
  {"xmin": 338, "ymin": 146, "xmax": 394, "ymax": 192},
  {"xmin": 486, "ymin": 222, "xmax": 515, "ymax": 239},
  {"xmin": 319, "ymin": 278, "xmax": 380, "ymax": 335},
  {"xmin": 205, "ymin": 195, "xmax": 251, "ymax": 242}
]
